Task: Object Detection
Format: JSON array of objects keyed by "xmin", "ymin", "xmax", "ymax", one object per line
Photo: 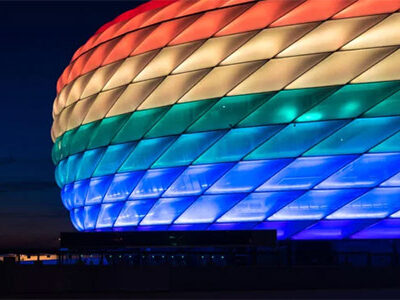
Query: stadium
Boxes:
[{"xmin": 51, "ymin": 0, "xmax": 400, "ymax": 240}]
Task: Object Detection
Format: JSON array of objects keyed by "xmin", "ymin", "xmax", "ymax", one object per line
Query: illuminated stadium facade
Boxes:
[{"xmin": 51, "ymin": 0, "xmax": 400, "ymax": 240}]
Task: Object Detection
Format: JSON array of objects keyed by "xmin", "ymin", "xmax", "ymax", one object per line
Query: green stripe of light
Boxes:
[{"xmin": 52, "ymin": 81, "xmax": 400, "ymax": 165}]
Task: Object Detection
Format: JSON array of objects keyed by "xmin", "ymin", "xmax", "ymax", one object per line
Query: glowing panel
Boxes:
[
  {"xmin": 371, "ymin": 131, "xmax": 400, "ymax": 153},
  {"xmin": 271, "ymin": 0, "xmax": 357, "ymax": 27},
  {"xmin": 164, "ymin": 163, "xmax": 234, "ymax": 197},
  {"xmin": 145, "ymin": 100, "xmax": 217, "ymax": 138},
  {"xmin": 218, "ymin": 191, "xmax": 304, "ymax": 223},
  {"xmin": 170, "ymin": 5, "xmax": 250, "ymax": 45},
  {"xmin": 83, "ymin": 205, "xmax": 101, "ymax": 230},
  {"xmin": 134, "ymin": 41, "xmax": 201, "ymax": 81},
  {"xmin": 61, "ymin": 184, "xmax": 74, "ymax": 210},
  {"xmin": 65, "ymin": 154, "xmax": 81, "ymax": 184},
  {"xmin": 258, "ymin": 155, "xmax": 356, "ymax": 191},
  {"xmin": 112, "ymin": 107, "xmax": 168, "ymax": 144},
  {"xmin": 222, "ymin": 23, "xmax": 317, "ymax": 65},
  {"xmin": 102, "ymin": 28, "xmax": 157, "ymax": 66},
  {"xmin": 305, "ymin": 117, "xmax": 400, "ymax": 156},
  {"xmin": 268, "ymin": 189, "xmax": 367, "ymax": 221},
  {"xmin": 297, "ymin": 81, "xmax": 400, "ymax": 122},
  {"xmin": 327, "ymin": 188, "xmax": 400, "ymax": 219},
  {"xmin": 66, "ymin": 97, "xmax": 96, "ymax": 133},
  {"xmin": 140, "ymin": 197, "xmax": 197, "ymax": 225},
  {"xmin": 287, "ymin": 47, "xmax": 395, "ymax": 89},
  {"xmin": 72, "ymin": 180, "xmax": 90, "ymax": 208},
  {"xmin": 343, "ymin": 13, "xmax": 400, "ymax": 49},
  {"xmin": 76, "ymin": 148, "xmax": 104, "ymax": 181},
  {"xmin": 119, "ymin": 136, "xmax": 176, "ymax": 172},
  {"xmin": 352, "ymin": 219, "xmax": 400, "ymax": 239},
  {"xmin": 279, "ymin": 15, "xmax": 383, "ymax": 57},
  {"xmin": 103, "ymin": 172, "xmax": 145, "ymax": 203},
  {"xmin": 195, "ymin": 126, "xmax": 283, "ymax": 164},
  {"xmin": 207, "ymin": 159, "xmax": 291, "ymax": 194},
  {"xmin": 80, "ymin": 62, "xmax": 122, "ymax": 100},
  {"xmin": 96, "ymin": 203, "xmax": 125, "ymax": 229},
  {"xmin": 92, "ymin": 143, "xmax": 134, "ymax": 177},
  {"xmin": 187, "ymin": 93, "xmax": 271, "ymax": 132},
  {"xmin": 216, "ymin": 0, "xmax": 303, "ymax": 35},
  {"xmin": 71, "ymin": 208, "xmax": 85, "ymax": 231},
  {"xmin": 174, "ymin": 32, "xmax": 255, "ymax": 73},
  {"xmin": 114, "ymin": 200, "xmax": 157, "ymax": 227},
  {"xmin": 103, "ymin": 50, "xmax": 158, "ymax": 90},
  {"xmin": 239, "ymin": 87, "xmax": 337, "ymax": 127},
  {"xmin": 229, "ymin": 54, "xmax": 327, "ymax": 95},
  {"xmin": 132, "ymin": 16, "xmax": 199, "ymax": 55},
  {"xmin": 82, "ymin": 87, "xmax": 125, "ymax": 124},
  {"xmin": 130, "ymin": 167, "xmax": 185, "ymax": 199},
  {"xmin": 137, "ymin": 69, "xmax": 209, "ymax": 110},
  {"xmin": 174, "ymin": 194, "xmax": 246, "ymax": 224},
  {"xmin": 353, "ymin": 49, "xmax": 400, "ymax": 83},
  {"xmin": 85, "ymin": 175, "xmax": 113, "ymax": 205},
  {"xmin": 364, "ymin": 90, "xmax": 400, "ymax": 117},
  {"xmin": 87, "ymin": 115, "xmax": 129, "ymax": 149},
  {"xmin": 179, "ymin": 61, "xmax": 264, "ymax": 103},
  {"xmin": 292, "ymin": 220, "xmax": 376, "ymax": 240},
  {"xmin": 316, "ymin": 153, "xmax": 400, "ymax": 189},
  {"xmin": 106, "ymin": 78, "xmax": 163, "ymax": 117},
  {"xmin": 153, "ymin": 131, "xmax": 225, "ymax": 168},
  {"xmin": 65, "ymin": 73, "xmax": 91, "ymax": 107},
  {"xmin": 333, "ymin": 0, "xmax": 400, "ymax": 18},
  {"xmin": 381, "ymin": 172, "xmax": 400, "ymax": 187},
  {"xmin": 246, "ymin": 120, "xmax": 346, "ymax": 160},
  {"xmin": 255, "ymin": 221, "xmax": 314, "ymax": 240}
]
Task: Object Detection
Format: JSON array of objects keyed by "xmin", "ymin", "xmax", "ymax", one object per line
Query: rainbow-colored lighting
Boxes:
[{"xmin": 52, "ymin": 0, "xmax": 400, "ymax": 239}]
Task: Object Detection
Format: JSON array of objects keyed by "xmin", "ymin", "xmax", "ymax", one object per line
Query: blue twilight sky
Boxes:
[{"xmin": 0, "ymin": 1, "xmax": 143, "ymax": 249}]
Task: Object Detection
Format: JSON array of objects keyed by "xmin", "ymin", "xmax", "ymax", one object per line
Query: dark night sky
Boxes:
[{"xmin": 0, "ymin": 1, "xmax": 143, "ymax": 249}]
